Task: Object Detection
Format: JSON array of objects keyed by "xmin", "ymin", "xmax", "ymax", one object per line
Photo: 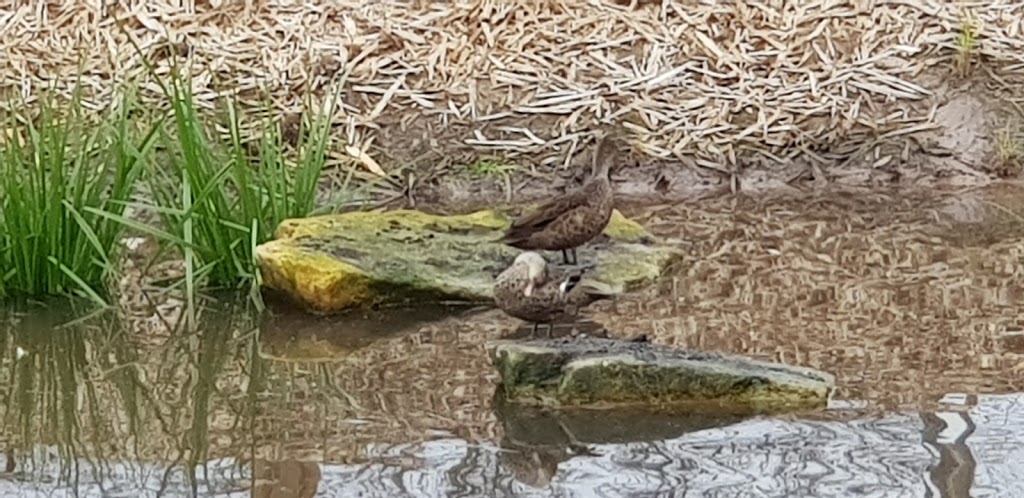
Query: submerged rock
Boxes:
[
  {"xmin": 488, "ymin": 337, "xmax": 835, "ymax": 413},
  {"xmin": 255, "ymin": 208, "xmax": 680, "ymax": 314}
]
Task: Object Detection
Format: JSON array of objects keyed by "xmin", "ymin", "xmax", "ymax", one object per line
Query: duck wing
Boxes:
[{"xmin": 502, "ymin": 190, "xmax": 587, "ymax": 241}]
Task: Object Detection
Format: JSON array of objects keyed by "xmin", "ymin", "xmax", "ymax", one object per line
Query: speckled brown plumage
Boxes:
[
  {"xmin": 493, "ymin": 252, "xmax": 617, "ymax": 335},
  {"xmin": 500, "ymin": 133, "xmax": 617, "ymax": 265}
]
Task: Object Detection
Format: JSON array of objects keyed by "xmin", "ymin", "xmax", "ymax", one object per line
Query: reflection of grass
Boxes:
[
  {"xmin": 0, "ymin": 295, "xmax": 264, "ymax": 492},
  {"xmin": 184, "ymin": 296, "xmax": 251, "ymax": 492},
  {"xmin": 0, "ymin": 299, "xmax": 137, "ymax": 484},
  {"xmin": 955, "ymin": 11, "xmax": 978, "ymax": 78}
]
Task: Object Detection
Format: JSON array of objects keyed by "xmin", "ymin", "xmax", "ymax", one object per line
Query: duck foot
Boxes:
[
  {"xmin": 529, "ymin": 323, "xmax": 556, "ymax": 339},
  {"xmin": 560, "ymin": 248, "xmax": 579, "ymax": 265}
]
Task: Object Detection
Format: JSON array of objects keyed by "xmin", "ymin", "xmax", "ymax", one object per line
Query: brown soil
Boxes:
[
  {"xmin": 7, "ymin": 1, "xmax": 1024, "ymax": 210},
  {"xmin": 392, "ymin": 74, "xmax": 1024, "ymax": 211}
]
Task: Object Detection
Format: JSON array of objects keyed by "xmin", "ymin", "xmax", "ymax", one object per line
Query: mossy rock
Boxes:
[
  {"xmin": 255, "ymin": 208, "xmax": 682, "ymax": 314},
  {"xmin": 488, "ymin": 337, "xmax": 835, "ymax": 413}
]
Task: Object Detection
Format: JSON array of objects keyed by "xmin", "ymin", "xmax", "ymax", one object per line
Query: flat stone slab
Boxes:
[
  {"xmin": 255, "ymin": 208, "xmax": 681, "ymax": 314},
  {"xmin": 488, "ymin": 337, "xmax": 836, "ymax": 413}
]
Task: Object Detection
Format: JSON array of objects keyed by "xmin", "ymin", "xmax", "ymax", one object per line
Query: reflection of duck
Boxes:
[
  {"xmin": 493, "ymin": 252, "xmax": 619, "ymax": 335},
  {"xmin": 500, "ymin": 133, "xmax": 617, "ymax": 265},
  {"xmin": 499, "ymin": 441, "xmax": 600, "ymax": 489},
  {"xmin": 4, "ymin": 446, "xmax": 14, "ymax": 472},
  {"xmin": 921, "ymin": 410, "xmax": 976, "ymax": 498},
  {"xmin": 251, "ymin": 459, "xmax": 322, "ymax": 498},
  {"xmin": 500, "ymin": 446, "xmax": 562, "ymax": 489}
]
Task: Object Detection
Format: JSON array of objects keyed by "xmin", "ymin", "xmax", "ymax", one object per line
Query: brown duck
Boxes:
[
  {"xmin": 500, "ymin": 133, "xmax": 617, "ymax": 265},
  {"xmin": 493, "ymin": 251, "xmax": 618, "ymax": 335}
]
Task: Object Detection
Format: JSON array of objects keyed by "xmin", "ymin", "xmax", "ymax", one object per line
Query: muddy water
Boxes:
[{"xmin": 3, "ymin": 185, "xmax": 1024, "ymax": 497}]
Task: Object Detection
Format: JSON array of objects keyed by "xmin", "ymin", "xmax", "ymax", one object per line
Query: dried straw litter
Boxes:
[{"xmin": 3, "ymin": 0, "xmax": 1024, "ymax": 174}]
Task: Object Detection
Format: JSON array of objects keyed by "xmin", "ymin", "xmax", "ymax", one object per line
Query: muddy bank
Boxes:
[
  {"xmin": 404, "ymin": 83, "xmax": 1018, "ymax": 210},
  {"xmin": 8, "ymin": 2, "xmax": 1024, "ymax": 208}
]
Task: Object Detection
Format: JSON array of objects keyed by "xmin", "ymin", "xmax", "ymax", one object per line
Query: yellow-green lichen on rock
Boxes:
[
  {"xmin": 256, "ymin": 208, "xmax": 682, "ymax": 314},
  {"xmin": 488, "ymin": 337, "xmax": 836, "ymax": 414}
]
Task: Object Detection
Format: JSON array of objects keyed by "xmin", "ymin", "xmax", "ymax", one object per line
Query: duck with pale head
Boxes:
[{"xmin": 493, "ymin": 251, "xmax": 619, "ymax": 336}]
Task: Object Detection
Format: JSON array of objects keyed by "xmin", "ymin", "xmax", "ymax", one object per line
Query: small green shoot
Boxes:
[
  {"xmin": 995, "ymin": 124, "xmax": 1022, "ymax": 177},
  {"xmin": 468, "ymin": 159, "xmax": 517, "ymax": 177},
  {"xmin": 955, "ymin": 11, "xmax": 979, "ymax": 78}
]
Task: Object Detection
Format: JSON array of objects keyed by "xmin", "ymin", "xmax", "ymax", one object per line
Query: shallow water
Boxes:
[{"xmin": 3, "ymin": 184, "xmax": 1024, "ymax": 497}]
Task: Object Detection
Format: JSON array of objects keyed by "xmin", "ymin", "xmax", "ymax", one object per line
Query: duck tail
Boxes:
[
  {"xmin": 576, "ymin": 279, "xmax": 623, "ymax": 299},
  {"xmin": 558, "ymin": 272, "xmax": 585, "ymax": 296},
  {"xmin": 499, "ymin": 228, "xmax": 529, "ymax": 246},
  {"xmin": 558, "ymin": 267, "xmax": 622, "ymax": 299}
]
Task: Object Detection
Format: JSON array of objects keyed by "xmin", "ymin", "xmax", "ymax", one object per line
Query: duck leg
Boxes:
[
  {"xmin": 570, "ymin": 248, "xmax": 578, "ymax": 265},
  {"xmin": 561, "ymin": 249, "xmax": 571, "ymax": 265}
]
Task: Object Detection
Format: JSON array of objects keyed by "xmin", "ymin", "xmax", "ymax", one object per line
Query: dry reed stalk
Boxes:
[{"xmin": 2, "ymin": 0, "xmax": 1024, "ymax": 173}]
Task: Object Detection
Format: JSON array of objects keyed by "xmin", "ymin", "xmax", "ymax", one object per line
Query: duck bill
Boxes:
[{"xmin": 523, "ymin": 282, "xmax": 535, "ymax": 297}]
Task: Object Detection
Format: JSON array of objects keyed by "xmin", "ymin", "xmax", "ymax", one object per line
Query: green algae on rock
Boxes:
[
  {"xmin": 255, "ymin": 208, "xmax": 681, "ymax": 314},
  {"xmin": 488, "ymin": 337, "xmax": 835, "ymax": 413}
]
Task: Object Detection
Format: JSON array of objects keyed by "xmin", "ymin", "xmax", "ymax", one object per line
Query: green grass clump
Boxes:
[
  {"xmin": 468, "ymin": 159, "xmax": 517, "ymax": 177},
  {"xmin": 109, "ymin": 71, "xmax": 337, "ymax": 312},
  {"xmin": 995, "ymin": 123, "xmax": 1022, "ymax": 176},
  {"xmin": 0, "ymin": 86, "xmax": 159, "ymax": 304},
  {"xmin": 0, "ymin": 64, "xmax": 340, "ymax": 311},
  {"xmin": 955, "ymin": 12, "xmax": 979, "ymax": 78}
]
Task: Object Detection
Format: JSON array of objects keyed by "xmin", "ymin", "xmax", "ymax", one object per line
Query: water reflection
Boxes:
[
  {"xmin": 2, "ymin": 297, "xmax": 1022, "ymax": 497},
  {"xmin": 617, "ymin": 185, "xmax": 1024, "ymax": 409},
  {"xmin": 251, "ymin": 459, "xmax": 321, "ymax": 498},
  {"xmin": 493, "ymin": 395, "xmax": 745, "ymax": 491},
  {"xmin": 259, "ymin": 299, "xmax": 485, "ymax": 361},
  {"xmin": 922, "ymin": 408, "xmax": 976, "ymax": 498},
  {"xmin": 0, "ymin": 296, "xmax": 261, "ymax": 497},
  {"xmin": 0, "ymin": 185, "xmax": 1023, "ymax": 496},
  {"xmin": 255, "ymin": 394, "xmax": 1022, "ymax": 498}
]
